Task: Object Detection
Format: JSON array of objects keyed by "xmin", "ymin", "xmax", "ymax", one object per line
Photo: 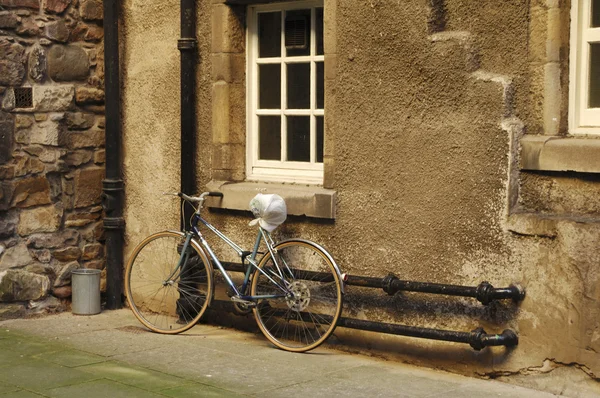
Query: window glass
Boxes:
[
  {"xmin": 259, "ymin": 12, "xmax": 281, "ymax": 58},
  {"xmin": 593, "ymin": 0, "xmax": 600, "ymax": 27},
  {"xmin": 259, "ymin": 64, "xmax": 281, "ymax": 109},
  {"xmin": 287, "ymin": 63, "xmax": 310, "ymax": 109},
  {"xmin": 316, "ymin": 62, "xmax": 324, "ymax": 109},
  {"xmin": 590, "ymin": 43, "xmax": 600, "ymax": 108},
  {"xmin": 287, "ymin": 116, "xmax": 310, "ymax": 162},
  {"xmin": 285, "ymin": 9, "xmax": 311, "ymax": 57},
  {"xmin": 316, "ymin": 116, "xmax": 324, "ymax": 163},
  {"xmin": 316, "ymin": 7, "xmax": 324, "ymax": 55},
  {"xmin": 259, "ymin": 116, "xmax": 281, "ymax": 160}
]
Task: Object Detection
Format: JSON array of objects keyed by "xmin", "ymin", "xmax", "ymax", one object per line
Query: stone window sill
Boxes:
[
  {"xmin": 520, "ymin": 135, "xmax": 600, "ymax": 173},
  {"xmin": 205, "ymin": 180, "xmax": 337, "ymax": 219},
  {"xmin": 506, "ymin": 212, "xmax": 600, "ymax": 238}
]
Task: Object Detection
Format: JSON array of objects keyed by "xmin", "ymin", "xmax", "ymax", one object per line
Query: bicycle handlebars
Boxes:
[{"xmin": 163, "ymin": 191, "xmax": 224, "ymax": 203}]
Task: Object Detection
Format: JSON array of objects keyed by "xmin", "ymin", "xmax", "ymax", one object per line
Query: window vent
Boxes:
[
  {"xmin": 14, "ymin": 87, "xmax": 33, "ymax": 108},
  {"xmin": 285, "ymin": 16, "xmax": 308, "ymax": 50}
]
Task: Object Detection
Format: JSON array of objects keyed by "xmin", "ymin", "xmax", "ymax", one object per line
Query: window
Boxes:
[
  {"xmin": 570, "ymin": 0, "xmax": 600, "ymax": 134},
  {"xmin": 247, "ymin": 2, "xmax": 324, "ymax": 184}
]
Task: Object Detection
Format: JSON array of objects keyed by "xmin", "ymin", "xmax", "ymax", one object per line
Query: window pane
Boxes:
[
  {"xmin": 259, "ymin": 116, "xmax": 281, "ymax": 160},
  {"xmin": 316, "ymin": 7, "xmax": 324, "ymax": 55},
  {"xmin": 287, "ymin": 116, "xmax": 310, "ymax": 162},
  {"xmin": 316, "ymin": 62, "xmax": 324, "ymax": 109},
  {"xmin": 590, "ymin": 43, "xmax": 600, "ymax": 108},
  {"xmin": 287, "ymin": 63, "xmax": 310, "ymax": 109},
  {"xmin": 593, "ymin": 0, "xmax": 600, "ymax": 27},
  {"xmin": 259, "ymin": 64, "xmax": 281, "ymax": 109},
  {"xmin": 259, "ymin": 12, "xmax": 281, "ymax": 58},
  {"xmin": 316, "ymin": 116, "xmax": 323, "ymax": 163},
  {"xmin": 285, "ymin": 9, "xmax": 311, "ymax": 57}
]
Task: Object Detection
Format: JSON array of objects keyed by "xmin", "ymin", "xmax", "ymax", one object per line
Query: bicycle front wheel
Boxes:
[
  {"xmin": 251, "ymin": 240, "xmax": 343, "ymax": 352},
  {"xmin": 125, "ymin": 231, "xmax": 213, "ymax": 334}
]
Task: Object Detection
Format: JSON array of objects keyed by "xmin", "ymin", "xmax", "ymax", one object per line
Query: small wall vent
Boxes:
[
  {"xmin": 285, "ymin": 16, "xmax": 308, "ymax": 50},
  {"xmin": 14, "ymin": 87, "xmax": 33, "ymax": 108}
]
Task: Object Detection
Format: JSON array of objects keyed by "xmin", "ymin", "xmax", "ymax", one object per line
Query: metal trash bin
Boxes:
[{"xmin": 71, "ymin": 269, "xmax": 102, "ymax": 315}]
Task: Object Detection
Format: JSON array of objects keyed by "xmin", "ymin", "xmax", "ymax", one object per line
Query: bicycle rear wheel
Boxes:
[
  {"xmin": 250, "ymin": 240, "xmax": 343, "ymax": 352},
  {"xmin": 125, "ymin": 231, "xmax": 213, "ymax": 334}
]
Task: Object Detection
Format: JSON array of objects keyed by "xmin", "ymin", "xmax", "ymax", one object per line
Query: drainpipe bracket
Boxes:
[
  {"xmin": 382, "ymin": 273, "xmax": 399, "ymax": 295},
  {"xmin": 475, "ymin": 281, "xmax": 494, "ymax": 305},
  {"xmin": 469, "ymin": 327, "xmax": 486, "ymax": 351},
  {"xmin": 178, "ymin": 38, "xmax": 197, "ymax": 51}
]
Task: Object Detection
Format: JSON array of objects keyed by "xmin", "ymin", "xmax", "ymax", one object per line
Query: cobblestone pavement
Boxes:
[{"xmin": 0, "ymin": 310, "xmax": 559, "ymax": 397}]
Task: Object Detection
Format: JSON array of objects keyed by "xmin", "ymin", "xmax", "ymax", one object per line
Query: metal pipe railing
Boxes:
[
  {"xmin": 220, "ymin": 262, "xmax": 526, "ymax": 305},
  {"xmin": 211, "ymin": 300, "xmax": 519, "ymax": 350}
]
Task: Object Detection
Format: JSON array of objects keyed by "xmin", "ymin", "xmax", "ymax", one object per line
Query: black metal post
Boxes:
[
  {"xmin": 178, "ymin": 0, "xmax": 197, "ymax": 230},
  {"xmin": 102, "ymin": 0, "xmax": 124, "ymax": 310}
]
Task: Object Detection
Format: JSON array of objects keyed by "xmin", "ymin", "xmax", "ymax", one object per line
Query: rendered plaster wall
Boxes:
[{"xmin": 121, "ymin": 0, "xmax": 600, "ymax": 394}]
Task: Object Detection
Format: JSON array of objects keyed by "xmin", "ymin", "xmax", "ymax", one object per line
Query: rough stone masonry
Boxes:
[{"xmin": 0, "ymin": 0, "xmax": 106, "ymax": 319}]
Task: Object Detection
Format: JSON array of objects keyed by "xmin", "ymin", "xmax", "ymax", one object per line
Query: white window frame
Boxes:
[
  {"xmin": 569, "ymin": 0, "xmax": 600, "ymax": 135},
  {"xmin": 246, "ymin": 1, "xmax": 325, "ymax": 185}
]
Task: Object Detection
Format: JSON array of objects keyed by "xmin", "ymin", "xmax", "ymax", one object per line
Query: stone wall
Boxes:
[{"xmin": 0, "ymin": 0, "xmax": 105, "ymax": 318}]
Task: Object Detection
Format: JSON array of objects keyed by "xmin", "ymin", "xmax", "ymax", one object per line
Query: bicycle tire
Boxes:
[
  {"xmin": 250, "ymin": 239, "xmax": 343, "ymax": 352},
  {"xmin": 125, "ymin": 231, "xmax": 213, "ymax": 334}
]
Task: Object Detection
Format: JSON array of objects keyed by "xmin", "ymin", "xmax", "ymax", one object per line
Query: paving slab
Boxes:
[
  {"xmin": 0, "ymin": 310, "xmax": 560, "ymax": 398},
  {"xmin": 77, "ymin": 360, "xmax": 190, "ymax": 391},
  {"xmin": 45, "ymin": 379, "xmax": 167, "ymax": 398}
]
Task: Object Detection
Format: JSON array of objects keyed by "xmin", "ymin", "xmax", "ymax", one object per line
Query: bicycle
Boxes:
[{"xmin": 125, "ymin": 191, "xmax": 345, "ymax": 352}]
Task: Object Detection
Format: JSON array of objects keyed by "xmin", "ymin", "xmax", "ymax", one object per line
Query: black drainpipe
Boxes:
[
  {"xmin": 102, "ymin": 0, "xmax": 124, "ymax": 309},
  {"xmin": 178, "ymin": 0, "xmax": 198, "ymax": 229}
]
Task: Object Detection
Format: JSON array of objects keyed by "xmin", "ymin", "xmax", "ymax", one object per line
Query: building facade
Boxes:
[{"xmin": 0, "ymin": 0, "xmax": 598, "ymax": 394}]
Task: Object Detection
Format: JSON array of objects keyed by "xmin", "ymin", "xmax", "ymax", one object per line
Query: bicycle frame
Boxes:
[{"xmin": 174, "ymin": 212, "xmax": 291, "ymax": 302}]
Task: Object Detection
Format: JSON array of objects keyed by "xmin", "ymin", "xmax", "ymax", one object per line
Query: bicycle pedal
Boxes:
[{"xmin": 230, "ymin": 296, "xmax": 256, "ymax": 308}]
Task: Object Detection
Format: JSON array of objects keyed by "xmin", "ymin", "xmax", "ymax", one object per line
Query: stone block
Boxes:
[
  {"xmin": 0, "ymin": 303, "xmax": 26, "ymax": 320},
  {"xmin": 0, "ymin": 112, "xmax": 14, "ymax": 164},
  {"xmin": 67, "ymin": 128, "xmax": 104, "ymax": 149},
  {"xmin": 0, "ymin": 211, "xmax": 17, "ymax": 238},
  {"xmin": 0, "ymin": 11, "xmax": 18, "ymax": 29},
  {"xmin": 52, "ymin": 285, "xmax": 71, "ymax": 298},
  {"xmin": 84, "ymin": 25, "xmax": 103, "ymax": 42},
  {"xmin": 30, "ymin": 249, "xmax": 51, "ymax": 263},
  {"xmin": 24, "ymin": 262, "xmax": 54, "ymax": 277},
  {"xmin": 10, "ymin": 175, "xmax": 51, "ymax": 208},
  {"xmin": 53, "ymin": 260, "xmax": 78, "ymax": 287},
  {"xmin": 47, "ymin": 45, "xmax": 89, "ymax": 81},
  {"xmin": 80, "ymin": 0, "xmax": 102, "ymax": 21},
  {"xmin": 65, "ymin": 210, "xmax": 98, "ymax": 227},
  {"xmin": 82, "ymin": 243, "xmax": 102, "ymax": 260},
  {"xmin": 45, "ymin": 20, "xmax": 69, "ymax": 43},
  {"xmin": 73, "ymin": 167, "xmax": 103, "ymax": 208},
  {"xmin": 65, "ymin": 112, "xmax": 94, "ymax": 130},
  {"xmin": 52, "ymin": 246, "xmax": 81, "ymax": 262},
  {"xmin": 211, "ymin": 4, "xmax": 245, "ymax": 54},
  {"xmin": 17, "ymin": 205, "xmax": 62, "ymax": 236},
  {"xmin": 211, "ymin": 53, "xmax": 245, "ymax": 84},
  {"xmin": 83, "ymin": 259, "xmax": 103, "ymax": 270},
  {"xmin": 15, "ymin": 119, "xmax": 66, "ymax": 146},
  {"xmin": 0, "ymin": 242, "xmax": 33, "ymax": 271},
  {"xmin": 0, "ymin": 38, "xmax": 25, "ymax": 86},
  {"xmin": 93, "ymin": 149, "xmax": 105, "ymax": 164},
  {"xmin": 0, "ymin": 165, "xmax": 15, "ymax": 179},
  {"xmin": 28, "ymin": 44, "xmax": 47, "ymax": 83},
  {"xmin": 0, "ymin": 269, "xmax": 50, "ymax": 301},
  {"xmin": 15, "ymin": 115, "xmax": 33, "ymax": 129},
  {"xmin": 0, "ymin": 0, "xmax": 39, "ymax": 8},
  {"xmin": 74, "ymin": 86, "xmax": 104, "ymax": 104},
  {"xmin": 44, "ymin": 0, "xmax": 70, "ymax": 13},
  {"xmin": 27, "ymin": 229, "xmax": 79, "ymax": 249},
  {"xmin": 63, "ymin": 150, "xmax": 92, "ymax": 167},
  {"xmin": 32, "ymin": 85, "xmax": 74, "ymax": 112},
  {"xmin": 15, "ymin": 17, "xmax": 39, "ymax": 36}
]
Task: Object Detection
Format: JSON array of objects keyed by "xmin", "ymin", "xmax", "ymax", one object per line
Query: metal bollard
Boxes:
[{"xmin": 71, "ymin": 269, "xmax": 102, "ymax": 315}]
